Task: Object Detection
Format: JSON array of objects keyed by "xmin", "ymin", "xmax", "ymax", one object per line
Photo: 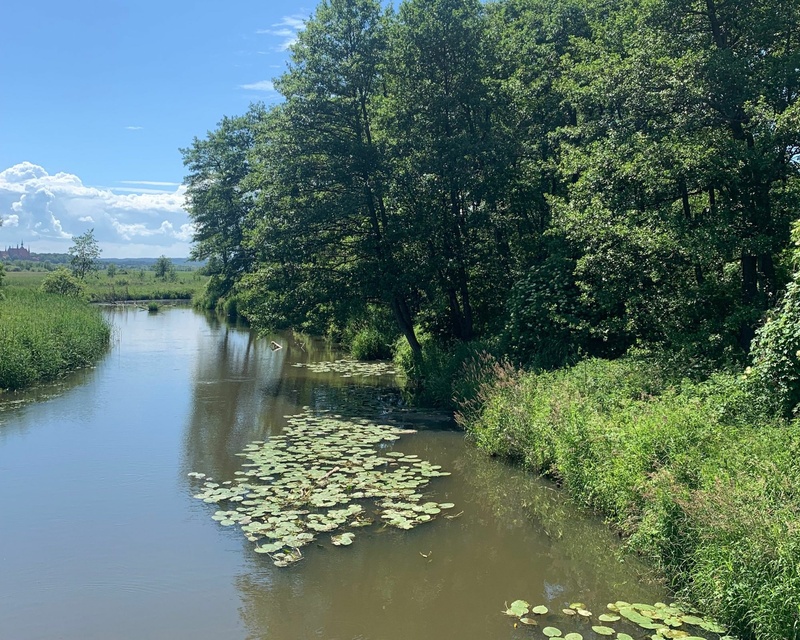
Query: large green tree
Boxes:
[
  {"xmin": 182, "ymin": 104, "xmax": 265, "ymax": 303},
  {"xmin": 241, "ymin": 0, "xmax": 423, "ymax": 352}
]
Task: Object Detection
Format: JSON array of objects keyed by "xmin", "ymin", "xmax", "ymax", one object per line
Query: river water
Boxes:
[{"xmin": 0, "ymin": 307, "xmax": 665, "ymax": 639}]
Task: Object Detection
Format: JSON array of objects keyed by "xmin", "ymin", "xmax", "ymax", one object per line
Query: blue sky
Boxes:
[{"xmin": 0, "ymin": 0, "xmax": 309, "ymax": 257}]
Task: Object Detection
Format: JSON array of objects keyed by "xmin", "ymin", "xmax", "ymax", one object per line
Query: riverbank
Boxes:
[
  {"xmin": 456, "ymin": 356, "xmax": 799, "ymax": 640},
  {"xmin": 0, "ymin": 288, "xmax": 111, "ymax": 391}
]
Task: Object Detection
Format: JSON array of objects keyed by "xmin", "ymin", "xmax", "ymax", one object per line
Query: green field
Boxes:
[{"xmin": 4, "ymin": 269, "xmax": 208, "ymax": 302}]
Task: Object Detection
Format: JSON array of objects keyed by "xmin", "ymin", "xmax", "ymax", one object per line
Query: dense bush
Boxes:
[
  {"xmin": 747, "ymin": 222, "xmax": 800, "ymax": 417},
  {"xmin": 460, "ymin": 358, "xmax": 800, "ymax": 640},
  {"xmin": 40, "ymin": 268, "xmax": 85, "ymax": 297}
]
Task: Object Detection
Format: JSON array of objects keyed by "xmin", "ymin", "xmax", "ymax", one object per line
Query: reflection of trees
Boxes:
[
  {"xmin": 183, "ymin": 321, "xmax": 408, "ymax": 481},
  {"xmin": 183, "ymin": 324, "xmax": 286, "ymax": 479}
]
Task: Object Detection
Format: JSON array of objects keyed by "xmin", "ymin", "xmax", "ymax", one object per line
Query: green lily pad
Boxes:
[
  {"xmin": 598, "ymin": 614, "xmax": 620, "ymax": 622},
  {"xmin": 532, "ymin": 605, "xmax": 548, "ymax": 615},
  {"xmin": 505, "ymin": 600, "xmax": 530, "ymax": 617},
  {"xmin": 564, "ymin": 635, "xmax": 583, "ymax": 640},
  {"xmin": 591, "ymin": 627, "xmax": 615, "ymax": 636},
  {"xmin": 542, "ymin": 628, "xmax": 562, "ymax": 638}
]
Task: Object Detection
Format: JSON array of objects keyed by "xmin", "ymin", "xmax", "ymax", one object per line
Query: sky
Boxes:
[{"xmin": 0, "ymin": 0, "xmax": 311, "ymax": 257}]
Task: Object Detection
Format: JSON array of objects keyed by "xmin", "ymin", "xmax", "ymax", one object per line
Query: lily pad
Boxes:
[
  {"xmin": 598, "ymin": 614, "xmax": 620, "ymax": 622},
  {"xmin": 564, "ymin": 634, "xmax": 583, "ymax": 640},
  {"xmin": 532, "ymin": 605, "xmax": 549, "ymax": 615},
  {"xmin": 542, "ymin": 627, "xmax": 562, "ymax": 638},
  {"xmin": 591, "ymin": 627, "xmax": 615, "ymax": 636},
  {"xmin": 505, "ymin": 600, "xmax": 530, "ymax": 617}
]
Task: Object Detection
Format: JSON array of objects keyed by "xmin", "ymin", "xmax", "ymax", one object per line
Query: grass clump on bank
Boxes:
[
  {"xmin": 0, "ymin": 288, "xmax": 111, "ymax": 391},
  {"xmin": 458, "ymin": 357, "xmax": 800, "ymax": 640}
]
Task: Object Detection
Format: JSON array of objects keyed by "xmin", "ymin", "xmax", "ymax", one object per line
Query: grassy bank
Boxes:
[
  {"xmin": 457, "ymin": 357, "xmax": 799, "ymax": 640},
  {"xmin": 4, "ymin": 270, "xmax": 207, "ymax": 302},
  {"xmin": 0, "ymin": 288, "xmax": 112, "ymax": 391}
]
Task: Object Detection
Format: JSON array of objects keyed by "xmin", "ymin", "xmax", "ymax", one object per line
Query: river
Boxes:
[{"xmin": 0, "ymin": 307, "xmax": 665, "ymax": 639}]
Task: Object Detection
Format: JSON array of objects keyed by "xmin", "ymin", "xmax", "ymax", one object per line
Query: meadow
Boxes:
[{"xmin": 5, "ymin": 269, "xmax": 208, "ymax": 302}]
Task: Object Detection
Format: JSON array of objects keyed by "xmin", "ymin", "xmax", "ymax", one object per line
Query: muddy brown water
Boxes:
[{"xmin": 0, "ymin": 307, "xmax": 666, "ymax": 639}]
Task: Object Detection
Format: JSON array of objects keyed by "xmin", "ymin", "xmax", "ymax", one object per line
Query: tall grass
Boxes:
[
  {"xmin": 459, "ymin": 357, "xmax": 800, "ymax": 640},
  {"xmin": 0, "ymin": 288, "xmax": 111, "ymax": 390}
]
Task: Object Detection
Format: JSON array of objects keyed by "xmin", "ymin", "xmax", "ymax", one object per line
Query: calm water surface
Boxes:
[{"xmin": 0, "ymin": 308, "xmax": 666, "ymax": 639}]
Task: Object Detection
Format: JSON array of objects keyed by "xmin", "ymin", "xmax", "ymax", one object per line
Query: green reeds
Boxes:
[{"xmin": 0, "ymin": 288, "xmax": 111, "ymax": 391}]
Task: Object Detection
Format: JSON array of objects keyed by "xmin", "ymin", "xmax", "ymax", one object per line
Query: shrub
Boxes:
[
  {"xmin": 40, "ymin": 269, "xmax": 85, "ymax": 297},
  {"xmin": 350, "ymin": 327, "xmax": 392, "ymax": 360}
]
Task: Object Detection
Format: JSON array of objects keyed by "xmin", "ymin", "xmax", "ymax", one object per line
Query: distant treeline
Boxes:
[
  {"xmin": 183, "ymin": 0, "xmax": 799, "ymax": 373},
  {"xmin": 2, "ymin": 255, "xmax": 204, "ymax": 272}
]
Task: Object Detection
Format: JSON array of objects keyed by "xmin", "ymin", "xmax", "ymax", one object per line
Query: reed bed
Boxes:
[{"xmin": 0, "ymin": 288, "xmax": 111, "ymax": 391}]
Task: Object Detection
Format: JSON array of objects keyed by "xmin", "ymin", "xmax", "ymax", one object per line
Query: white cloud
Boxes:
[
  {"xmin": 125, "ymin": 126, "xmax": 144, "ymax": 130},
  {"xmin": 240, "ymin": 80, "xmax": 275, "ymax": 92},
  {"xmin": 257, "ymin": 14, "xmax": 307, "ymax": 51},
  {"xmin": 119, "ymin": 180, "xmax": 180, "ymax": 186},
  {"xmin": 0, "ymin": 162, "xmax": 193, "ymax": 257}
]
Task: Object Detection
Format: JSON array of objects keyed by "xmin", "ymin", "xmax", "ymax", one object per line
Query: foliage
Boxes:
[
  {"xmin": 0, "ymin": 288, "xmax": 111, "ymax": 391},
  {"xmin": 747, "ymin": 221, "xmax": 800, "ymax": 417},
  {"xmin": 40, "ymin": 268, "xmax": 85, "ymax": 297},
  {"xmin": 68, "ymin": 228, "xmax": 101, "ymax": 279},
  {"xmin": 154, "ymin": 255, "xmax": 176, "ymax": 281},
  {"xmin": 460, "ymin": 357, "xmax": 800, "ymax": 640},
  {"xmin": 106, "ymin": 263, "xmax": 117, "ymax": 278}
]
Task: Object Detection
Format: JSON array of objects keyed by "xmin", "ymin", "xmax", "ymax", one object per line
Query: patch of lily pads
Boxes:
[
  {"xmin": 190, "ymin": 409, "xmax": 454, "ymax": 567},
  {"xmin": 502, "ymin": 599, "xmax": 737, "ymax": 640},
  {"xmin": 291, "ymin": 359, "xmax": 396, "ymax": 378}
]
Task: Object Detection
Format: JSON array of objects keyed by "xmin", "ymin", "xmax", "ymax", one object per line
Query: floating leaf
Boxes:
[
  {"xmin": 591, "ymin": 626, "xmax": 615, "ymax": 636},
  {"xmin": 505, "ymin": 600, "xmax": 530, "ymax": 617},
  {"xmin": 532, "ymin": 605, "xmax": 549, "ymax": 615},
  {"xmin": 562, "ymin": 608, "xmax": 577, "ymax": 616},
  {"xmin": 542, "ymin": 627, "xmax": 562, "ymax": 638},
  {"xmin": 598, "ymin": 614, "xmax": 620, "ymax": 622},
  {"xmin": 564, "ymin": 634, "xmax": 582, "ymax": 640},
  {"xmin": 519, "ymin": 618, "xmax": 538, "ymax": 626},
  {"xmin": 577, "ymin": 609, "xmax": 592, "ymax": 617}
]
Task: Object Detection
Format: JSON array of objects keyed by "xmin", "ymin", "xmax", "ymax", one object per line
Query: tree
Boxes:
[
  {"xmin": 182, "ymin": 105, "xmax": 265, "ymax": 304},
  {"xmin": 242, "ymin": 0, "xmax": 423, "ymax": 353},
  {"xmin": 69, "ymin": 229, "xmax": 101, "ymax": 279},
  {"xmin": 154, "ymin": 255, "xmax": 176, "ymax": 281},
  {"xmin": 106, "ymin": 263, "xmax": 117, "ymax": 278}
]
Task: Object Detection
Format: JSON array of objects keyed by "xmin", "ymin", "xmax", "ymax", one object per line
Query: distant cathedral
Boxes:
[{"xmin": 0, "ymin": 241, "xmax": 32, "ymax": 260}]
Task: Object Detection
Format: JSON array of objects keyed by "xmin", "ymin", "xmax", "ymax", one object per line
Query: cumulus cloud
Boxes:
[
  {"xmin": 0, "ymin": 161, "xmax": 194, "ymax": 257},
  {"xmin": 257, "ymin": 14, "xmax": 307, "ymax": 51}
]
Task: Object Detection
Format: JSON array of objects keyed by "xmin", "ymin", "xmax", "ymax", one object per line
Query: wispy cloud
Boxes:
[
  {"xmin": 124, "ymin": 125, "xmax": 144, "ymax": 131},
  {"xmin": 256, "ymin": 14, "xmax": 307, "ymax": 51},
  {"xmin": 119, "ymin": 180, "xmax": 181, "ymax": 186},
  {"xmin": 240, "ymin": 80, "xmax": 275, "ymax": 92}
]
